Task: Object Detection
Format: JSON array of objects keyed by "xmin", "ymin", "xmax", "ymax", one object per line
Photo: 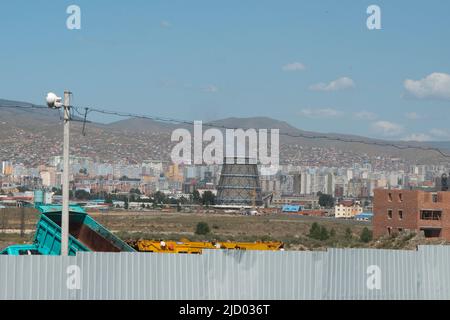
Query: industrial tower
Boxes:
[{"xmin": 216, "ymin": 157, "xmax": 263, "ymax": 207}]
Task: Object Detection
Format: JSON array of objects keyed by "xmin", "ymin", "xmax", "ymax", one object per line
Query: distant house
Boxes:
[{"xmin": 334, "ymin": 200, "xmax": 363, "ymax": 218}]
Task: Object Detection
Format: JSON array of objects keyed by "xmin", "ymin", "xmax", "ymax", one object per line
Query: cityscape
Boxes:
[
  {"xmin": 1, "ymin": 0, "xmax": 450, "ymax": 305},
  {"xmin": 2, "ymin": 154, "xmax": 449, "ymax": 210}
]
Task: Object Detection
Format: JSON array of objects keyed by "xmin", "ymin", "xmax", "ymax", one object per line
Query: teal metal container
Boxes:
[
  {"xmin": 33, "ymin": 206, "xmax": 90, "ymax": 256},
  {"xmin": 0, "ymin": 244, "xmax": 40, "ymax": 255},
  {"xmin": 34, "ymin": 204, "xmax": 135, "ymax": 255},
  {"xmin": 1, "ymin": 205, "xmax": 135, "ymax": 256}
]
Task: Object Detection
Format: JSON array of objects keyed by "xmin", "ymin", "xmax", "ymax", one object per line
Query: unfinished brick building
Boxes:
[{"xmin": 373, "ymin": 188, "xmax": 450, "ymax": 239}]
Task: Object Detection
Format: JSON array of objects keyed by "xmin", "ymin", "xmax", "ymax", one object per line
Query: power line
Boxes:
[
  {"xmin": 0, "ymin": 104, "xmax": 49, "ymax": 110},
  {"xmin": 72, "ymin": 105, "xmax": 450, "ymax": 159},
  {"xmin": 2, "ymin": 103, "xmax": 450, "ymax": 158}
]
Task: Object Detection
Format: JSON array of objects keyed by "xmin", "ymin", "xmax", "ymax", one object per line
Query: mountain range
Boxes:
[{"xmin": 0, "ymin": 98, "xmax": 449, "ymax": 167}]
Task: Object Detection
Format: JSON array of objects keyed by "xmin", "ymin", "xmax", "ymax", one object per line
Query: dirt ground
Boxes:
[
  {"xmin": 0, "ymin": 208, "xmax": 371, "ymax": 251},
  {"xmin": 93, "ymin": 211, "xmax": 369, "ymax": 239},
  {"xmin": 2, "ymin": 208, "xmax": 448, "ymax": 251}
]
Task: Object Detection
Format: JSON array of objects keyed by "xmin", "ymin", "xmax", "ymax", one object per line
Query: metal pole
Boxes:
[
  {"xmin": 61, "ymin": 91, "xmax": 71, "ymax": 256},
  {"xmin": 20, "ymin": 204, "xmax": 25, "ymax": 238}
]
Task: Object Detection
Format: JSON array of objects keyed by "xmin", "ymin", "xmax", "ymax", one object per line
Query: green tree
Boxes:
[
  {"xmin": 202, "ymin": 191, "xmax": 216, "ymax": 206},
  {"xmin": 360, "ymin": 227, "xmax": 373, "ymax": 243},
  {"xmin": 330, "ymin": 228, "xmax": 336, "ymax": 238},
  {"xmin": 318, "ymin": 193, "xmax": 335, "ymax": 208},
  {"xmin": 345, "ymin": 228, "xmax": 353, "ymax": 241},
  {"xmin": 308, "ymin": 222, "xmax": 321, "ymax": 240},
  {"xmin": 75, "ymin": 189, "xmax": 90, "ymax": 200},
  {"xmin": 153, "ymin": 191, "xmax": 166, "ymax": 204},
  {"xmin": 319, "ymin": 226, "xmax": 330, "ymax": 240},
  {"xmin": 195, "ymin": 222, "xmax": 211, "ymax": 235},
  {"xmin": 309, "ymin": 223, "xmax": 330, "ymax": 240},
  {"xmin": 192, "ymin": 190, "xmax": 201, "ymax": 204}
]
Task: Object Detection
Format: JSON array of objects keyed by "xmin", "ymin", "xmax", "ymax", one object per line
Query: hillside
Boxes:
[{"xmin": 1, "ymin": 98, "xmax": 449, "ymax": 167}]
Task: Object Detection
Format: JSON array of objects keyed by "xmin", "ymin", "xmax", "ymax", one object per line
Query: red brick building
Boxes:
[{"xmin": 373, "ymin": 188, "xmax": 450, "ymax": 239}]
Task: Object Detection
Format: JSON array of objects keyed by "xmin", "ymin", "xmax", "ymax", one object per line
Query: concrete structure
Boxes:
[
  {"xmin": 373, "ymin": 188, "xmax": 450, "ymax": 239},
  {"xmin": 334, "ymin": 200, "xmax": 363, "ymax": 218},
  {"xmin": 216, "ymin": 158, "xmax": 262, "ymax": 207},
  {"xmin": 272, "ymin": 194, "xmax": 319, "ymax": 209},
  {"xmin": 165, "ymin": 164, "xmax": 183, "ymax": 182},
  {"xmin": 40, "ymin": 168, "xmax": 57, "ymax": 187}
]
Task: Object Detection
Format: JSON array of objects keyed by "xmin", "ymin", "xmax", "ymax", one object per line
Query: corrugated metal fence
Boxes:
[{"xmin": 0, "ymin": 246, "xmax": 448, "ymax": 300}]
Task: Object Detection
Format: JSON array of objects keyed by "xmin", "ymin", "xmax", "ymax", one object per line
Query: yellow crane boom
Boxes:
[{"xmin": 131, "ymin": 239, "xmax": 284, "ymax": 254}]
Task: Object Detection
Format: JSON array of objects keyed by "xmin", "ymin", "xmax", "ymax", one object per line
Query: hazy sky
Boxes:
[{"xmin": 0, "ymin": 0, "xmax": 449, "ymax": 141}]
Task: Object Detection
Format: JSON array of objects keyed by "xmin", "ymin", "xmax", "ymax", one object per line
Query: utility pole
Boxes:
[
  {"xmin": 20, "ymin": 204, "xmax": 25, "ymax": 238},
  {"xmin": 46, "ymin": 91, "xmax": 70, "ymax": 255},
  {"xmin": 61, "ymin": 91, "xmax": 71, "ymax": 256}
]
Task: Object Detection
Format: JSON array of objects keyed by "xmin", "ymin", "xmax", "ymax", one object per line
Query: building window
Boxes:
[
  {"xmin": 399, "ymin": 210, "xmax": 403, "ymax": 220},
  {"xmin": 398, "ymin": 193, "xmax": 403, "ymax": 202},
  {"xmin": 420, "ymin": 210, "xmax": 442, "ymax": 221},
  {"xmin": 398, "ymin": 228, "xmax": 403, "ymax": 233},
  {"xmin": 432, "ymin": 193, "xmax": 438, "ymax": 203},
  {"xmin": 388, "ymin": 209, "xmax": 393, "ymax": 219},
  {"xmin": 388, "ymin": 193, "xmax": 393, "ymax": 202},
  {"xmin": 387, "ymin": 227, "xmax": 392, "ymax": 235},
  {"xmin": 421, "ymin": 228, "xmax": 441, "ymax": 238}
]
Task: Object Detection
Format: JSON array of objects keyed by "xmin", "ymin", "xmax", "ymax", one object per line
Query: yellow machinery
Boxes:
[{"xmin": 132, "ymin": 239, "xmax": 284, "ymax": 254}]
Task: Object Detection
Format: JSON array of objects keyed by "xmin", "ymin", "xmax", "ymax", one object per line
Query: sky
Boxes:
[{"xmin": 0, "ymin": 0, "xmax": 449, "ymax": 141}]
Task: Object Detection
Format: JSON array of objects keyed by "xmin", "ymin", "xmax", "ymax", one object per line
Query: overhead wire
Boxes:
[
  {"xmin": 1, "ymin": 103, "xmax": 450, "ymax": 158},
  {"xmin": 72, "ymin": 105, "xmax": 450, "ymax": 158}
]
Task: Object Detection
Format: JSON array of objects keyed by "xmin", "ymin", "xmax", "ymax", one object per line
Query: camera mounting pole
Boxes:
[
  {"xmin": 45, "ymin": 91, "xmax": 71, "ymax": 256},
  {"xmin": 61, "ymin": 91, "xmax": 71, "ymax": 256}
]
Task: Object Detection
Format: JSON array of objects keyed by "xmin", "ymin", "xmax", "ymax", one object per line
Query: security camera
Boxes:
[{"xmin": 46, "ymin": 92, "xmax": 62, "ymax": 109}]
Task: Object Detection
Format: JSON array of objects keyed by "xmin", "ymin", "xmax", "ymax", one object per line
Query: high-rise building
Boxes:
[
  {"xmin": 1, "ymin": 161, "xmax": 13, "ymax": 176},
  {"xmin": 293, "ymin": 173, "xmax": 301, "ymax": 195}
]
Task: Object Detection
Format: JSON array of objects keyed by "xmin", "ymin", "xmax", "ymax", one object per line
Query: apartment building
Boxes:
[
  {"xmin": 373, "ymin": 188, "xmax": 450, "ymax": 239},
  {"xmin": 334, "ymin": 200, "xmax": 363, "ymax": 218}
]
